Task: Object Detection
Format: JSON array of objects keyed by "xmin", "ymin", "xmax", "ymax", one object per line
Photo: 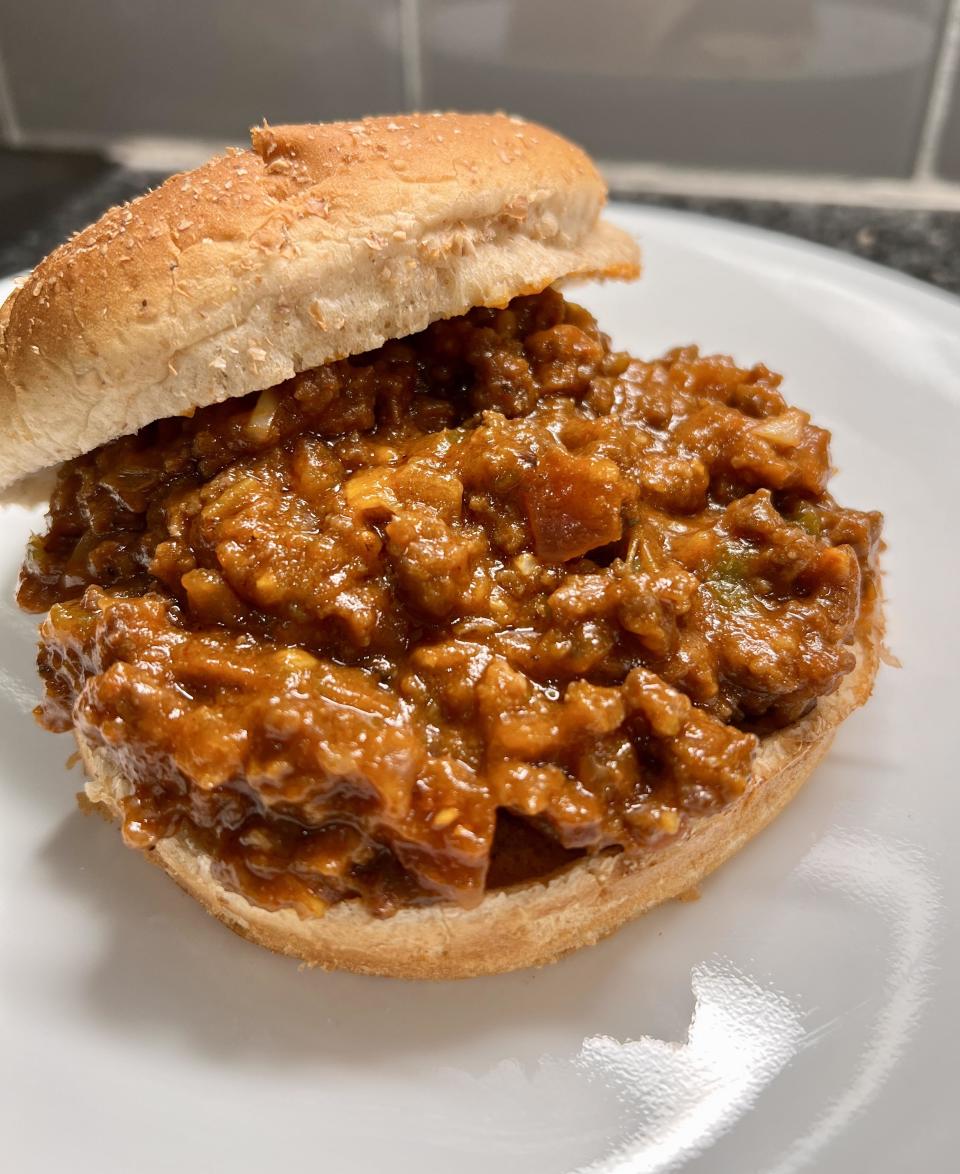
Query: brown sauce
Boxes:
[{"xmin": 18, "ymin": 290, "xmax": 881, "ymax": 916}]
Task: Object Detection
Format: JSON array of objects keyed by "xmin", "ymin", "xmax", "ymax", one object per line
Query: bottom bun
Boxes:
[{"xmin": 78, "ymin": 603, "xmax": 881, "ymax": 980}]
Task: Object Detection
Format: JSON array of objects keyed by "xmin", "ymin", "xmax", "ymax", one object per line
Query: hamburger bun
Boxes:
[{"xmin": 0, "ymin": 113, "xmax": 639, "ymax": 490}]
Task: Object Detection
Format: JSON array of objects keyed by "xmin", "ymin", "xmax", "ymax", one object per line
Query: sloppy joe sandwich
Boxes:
[{"xmin": 2, "ymin": 113, "xmax": 882, "ymax": 978}]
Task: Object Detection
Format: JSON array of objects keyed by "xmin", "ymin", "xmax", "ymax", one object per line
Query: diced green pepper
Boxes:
[
  {"xmin": 708, "ymin": 543, "xmax": 755, "ymax": 610},
  {"xmin": 791, "ymin": 501, "xmax": 822, "ymax": 537}
]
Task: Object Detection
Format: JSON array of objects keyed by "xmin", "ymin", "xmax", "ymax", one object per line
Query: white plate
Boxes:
[{"xmin": 1, "ymin": 205, "xmax": 958, "ymax": 1173}]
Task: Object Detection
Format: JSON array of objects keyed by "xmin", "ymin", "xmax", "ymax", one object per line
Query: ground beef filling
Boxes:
[{"xmin": 18, "ymin": 290, "xmax": 881, "ymax": 917}]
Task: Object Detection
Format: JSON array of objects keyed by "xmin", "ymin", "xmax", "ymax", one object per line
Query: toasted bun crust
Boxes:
[
  {"xmin": 77, "ymin": 601, "xmax": 881, "ymax": 980},
  {"xmin": 0, "ymin": 113, "xmax": 639, "ymax": 490}
]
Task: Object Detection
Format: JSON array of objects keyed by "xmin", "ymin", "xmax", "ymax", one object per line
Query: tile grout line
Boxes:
[
  {"xmin": 914, "ymin": 0, "xmax": 960, "ymax": 178},
  {"xmin": 400, "ymin": 0, "xmax": 424, "ymax": 111},
  {"xmin": 601, "ymin": 161, "xmax": 960, "ymax": 211},
  {"xmin": 0, "ymin": 34, "xmax": 21, "ymax": 145}
]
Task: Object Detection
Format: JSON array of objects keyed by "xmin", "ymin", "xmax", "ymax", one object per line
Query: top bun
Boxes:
[{"xmin": 0, "ymin": 113, "xmax": 639, "ymax": 489}]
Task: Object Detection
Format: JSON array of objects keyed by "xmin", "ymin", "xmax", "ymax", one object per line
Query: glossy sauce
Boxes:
[{"xmin": 19, "ymin": 291, "xmax": 881, "ymax": 916}]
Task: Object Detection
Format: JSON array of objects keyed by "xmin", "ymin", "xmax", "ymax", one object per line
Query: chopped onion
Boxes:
[
  {"xmin": 752, "ymin": 408, "xmax": 807, "ymax": 448},
  {"xmin": 344, "ymin": 467, "xmax": 399, "ymax": 515},
  {"xmin": 246, "ymin": 386, "xmax": 280, "ymax": 439}
]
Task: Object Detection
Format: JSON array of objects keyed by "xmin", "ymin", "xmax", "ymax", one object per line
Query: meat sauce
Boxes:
[{"xmin": 18, "ymin": 290, "xmax": 881, "ymax": 916}]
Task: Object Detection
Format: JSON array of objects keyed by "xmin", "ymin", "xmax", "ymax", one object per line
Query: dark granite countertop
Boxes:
[
  {"xmin": 1, "ymin": 147, "xmax": 958, "ymax": 296},
  {"xmin": 623, "ymin": 191, "xmax": 960, "ymax": 295}
]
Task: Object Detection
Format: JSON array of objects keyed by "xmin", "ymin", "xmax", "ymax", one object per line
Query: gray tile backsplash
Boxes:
[
  {"xmin": 1, "ymin": 0, "xmax": 959, "ymax": 192},
  {"xmin": 0, "ymin": 0, "xmax": 403, "ymax": 144},
  {"xmin": 421, "ymin": 0, "xmax": 946, "ymax": 176}
]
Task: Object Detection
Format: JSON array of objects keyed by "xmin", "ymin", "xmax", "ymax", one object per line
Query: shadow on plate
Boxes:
[
  {"xmin": 0, "ymin": 554, "xmax": 84, "ymax": 814},
  {"xmin": 28, "ymin": 788, "xmax": 828, "ymax": 1074},
  {"xmin": 36, "ymin": 807, "xmax": 692, "ymax": 1069}
]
